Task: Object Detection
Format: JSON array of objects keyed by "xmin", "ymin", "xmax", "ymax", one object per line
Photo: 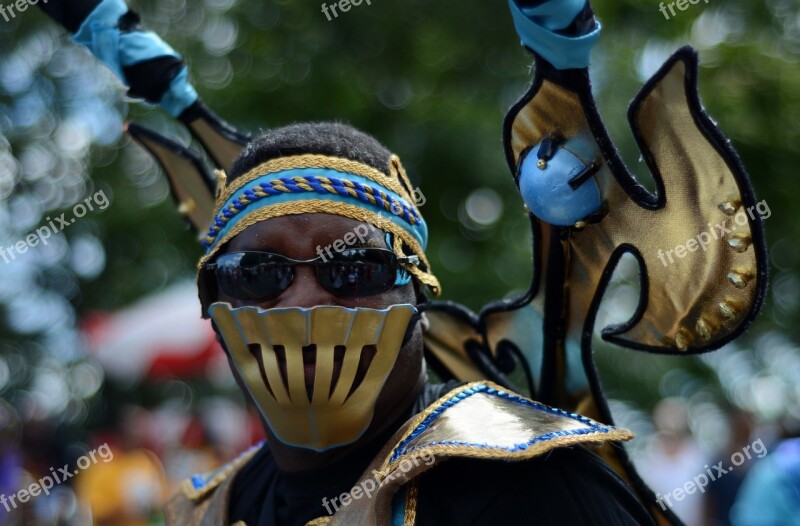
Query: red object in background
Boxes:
[{"xmin": 81, "ymin": 281, "xmax": 224, "ymax": 381}]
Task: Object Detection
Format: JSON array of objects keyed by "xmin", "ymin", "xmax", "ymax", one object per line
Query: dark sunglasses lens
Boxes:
[
  {"xmin": 318, "ymin": 249, "xmax": 397, "ymax": 297},
  {"xmin": 214, "ymin": 252, "xmax": 293, "ymax": 301}
]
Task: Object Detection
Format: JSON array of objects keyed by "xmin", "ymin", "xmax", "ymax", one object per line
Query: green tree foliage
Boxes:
[{"xmin": 0, "ymin": 0, "xmax": 797, "ymax": 437}]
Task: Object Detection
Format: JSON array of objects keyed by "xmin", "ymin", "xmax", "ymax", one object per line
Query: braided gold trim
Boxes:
[
  {"xmin": 222, "ymin": 154, "xmax": 417, "ymax": 213},
  {"xmin": 197, "ymin": 200, "xmax": 441, "ymax": 296},
  {"xmin": 213, "ymin": 169, "xmax": 228, "ymax": 215},
  {"xmin": 404, "ymin": 478, "xmax": 418, "ymax": 526},
  {"xmin": 180, "ymin": 443, "xmax": 264, "ymax": 501},
  {"xmin": 384, "ymin": 429, "xmax": 633, "ymax": 470}
]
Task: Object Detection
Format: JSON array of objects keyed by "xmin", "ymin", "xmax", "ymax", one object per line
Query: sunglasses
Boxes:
[{"xmin": 206, "ymin": 248, "xmax": 419, "ymax": 301}]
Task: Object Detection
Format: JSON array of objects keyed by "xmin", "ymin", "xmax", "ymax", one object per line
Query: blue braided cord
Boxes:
[
  {"xmin": 389, "ymin": 384, "xmax": 608, "ymax": 463},
  {"xmin": 71, "ymin": 0, "xmax": 198, "ymax": 117},
  {"xmin": 203, "ymin": 168, "xmax": 428, "ymax": 255},
  {"xmin": 508, "ymin": 0, "xmax": 601, "ymax": 70}
]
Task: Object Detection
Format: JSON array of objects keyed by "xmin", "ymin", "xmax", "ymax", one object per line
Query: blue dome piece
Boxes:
[{"xmin": 518, "ymin": 140, "xmax": 602, "ymax": 226}]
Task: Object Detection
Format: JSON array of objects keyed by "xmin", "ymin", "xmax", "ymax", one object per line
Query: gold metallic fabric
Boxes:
[
  {"xmin": 507, "ymin": 59, "xmax": 762, "ymax": 353},
  {"xmin": 329, "ymin": 381, "xmax": 633, "ymax": 525}
]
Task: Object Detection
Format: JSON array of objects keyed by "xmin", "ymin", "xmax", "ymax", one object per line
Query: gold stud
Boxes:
[
  {"xmin": 178, "ymin": 198, "xmax": 197, "ymax": 216},
  {"xmin": 718, "ymin": 196, "xmax": 741, "ymax": 216},
  {"xmin": 727, "ymin": 267, "xmax": 754, "ymax": 289},
  {"xmin": 727, "ymin": 234, "xmax": 752, "ymax": 253},
  {"xmin": 696, "ymin": 318, "xmax": 714, "ymax": 341},
  {"xmin": 674, "ymin": 329, "xmax": 691, "ymax": 352},
  {"xmin": 719, "ymin": 297, "xmax": 742, "ymax": 320},
  {"xmin": 537, "ymin": 159, "xmax": 547, "ymax": 169},
  {"xmin": 574, "ymin": 220, "xmax": 587, "ymax": 229}
]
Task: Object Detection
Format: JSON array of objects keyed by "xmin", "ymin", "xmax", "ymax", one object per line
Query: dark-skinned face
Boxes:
[{"xmin": 207, "ymin": 213, "xmax": 427, "ymax": 472}]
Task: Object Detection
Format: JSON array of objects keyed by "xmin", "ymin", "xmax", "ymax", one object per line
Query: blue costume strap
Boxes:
[
  {"xmin": 508, "ymin": 0, "xmax": 601, "ymax": 70},
  {"xmin": 71, "ymin": 0, "xmax": 198, "ymax": 117}
]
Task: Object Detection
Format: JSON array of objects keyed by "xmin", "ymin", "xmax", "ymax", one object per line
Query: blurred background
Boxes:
[{"xmin": 0, "ymin": 0, "xmax": 798, "ymax": 524}]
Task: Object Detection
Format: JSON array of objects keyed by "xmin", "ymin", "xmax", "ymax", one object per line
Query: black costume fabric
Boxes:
[{"xmin": 228, "ymin": 382, "xmax": 654, "ymax": 526}]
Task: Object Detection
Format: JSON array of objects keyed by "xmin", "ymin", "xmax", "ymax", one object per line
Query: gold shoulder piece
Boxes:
[
  {"xmin": 378, "ymin": 381, "xmax": 632, "ymax": 476},
  {"xmin": 163, "ymin": 442, "xmax": 264, "ymax": 525},
  {"xmin": 328, "ymin": 382, "xmax": 632, "ymax": 525}
]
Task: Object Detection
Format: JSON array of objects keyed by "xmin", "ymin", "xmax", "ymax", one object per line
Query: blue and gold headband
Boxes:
[{"xmin": 197, "ymin": 154, "xmax": 441, "ymax": 295}]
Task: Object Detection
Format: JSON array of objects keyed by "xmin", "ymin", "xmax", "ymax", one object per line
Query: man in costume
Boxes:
[
  {"xmin": 38, "ymin": 0, "xmax": 768, "ymax": 524},
  {"xmin": 172, "ymin": 120, "xmax": 652, "ymax": 525}
]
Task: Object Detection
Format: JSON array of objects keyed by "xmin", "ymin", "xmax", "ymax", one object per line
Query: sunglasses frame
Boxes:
[{"xmin": 205, "ymin": 248, "xmax": 420, "ymax": 301}]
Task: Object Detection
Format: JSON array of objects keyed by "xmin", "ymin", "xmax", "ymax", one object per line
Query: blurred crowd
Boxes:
[
  {"xmin": 636, "ymin": 398, "xmax": 800, "ymax": 526},
  {"xmin": 0, "ymin": 397, "xmax": 264, "ymax": 526},
  {"xmin": 1, "ymin": 387, "xmax": 798, "ymax": 525}
]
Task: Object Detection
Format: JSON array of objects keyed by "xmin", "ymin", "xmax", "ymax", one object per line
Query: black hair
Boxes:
[{"xmin": 229, "ymin": 121, "xmax": 393, "ymax": 181}]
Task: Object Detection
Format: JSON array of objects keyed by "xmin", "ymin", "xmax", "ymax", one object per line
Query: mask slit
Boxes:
[
  {"xmin": 344, "ymin": 344, "xmax": 376, "ymax": 401},
  {"xmin": 273, "ymin": 344, "xmax": 290, "ymax": 394},
  {"xmin": 302, "ymin": 344, "xmax": 316, "ymax": 402},
  {"xmin": 329, "ymin": 345, "xmax": 346, "ymax": 398},
  {"xmin": 247, "ymin": 343, "xmax": 275, "ymax": 398}
]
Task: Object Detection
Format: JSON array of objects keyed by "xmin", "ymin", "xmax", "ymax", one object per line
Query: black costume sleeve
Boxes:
[
  {"xmin": 37, "ymin": 0, "xmax": 101, "ymax": 32},
  {"xmin": 416, "ymin": 446, "xmax": 655, "ymax": 525}
]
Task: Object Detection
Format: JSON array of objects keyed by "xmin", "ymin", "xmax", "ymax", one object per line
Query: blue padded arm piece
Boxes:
[
  {"xmin": 508, "ymin": 0, "xmax": 601, "ymax": 70},
  {"xmin": 71, "ymin": 0, "xmax": 198, "ymax": 117}
]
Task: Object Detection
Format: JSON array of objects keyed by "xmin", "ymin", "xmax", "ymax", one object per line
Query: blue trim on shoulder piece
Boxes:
[
  {"xmin": 188, "ymin": 440, "xmax": 265, "ymax": 491},
  {"xmin": 390, "ymin": 384, "xmax": 609, "ymax": 463},
  {"xmin": 191, "ymin": 474, "xmax": 206, "ymax": 490},
  {"xmin": 508, "ymin": 0, "xmax": 601, "ymax": 70}
]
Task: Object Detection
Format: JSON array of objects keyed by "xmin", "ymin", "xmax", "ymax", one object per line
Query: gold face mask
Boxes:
[{"xmin": 209, "ymin": 302, "xmax": 418, "ymax": 451}]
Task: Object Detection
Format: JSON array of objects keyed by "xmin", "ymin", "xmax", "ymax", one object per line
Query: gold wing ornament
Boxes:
[
  {"xmin": 126, "ymin": 102, "xmax": 249, "ymax": 236},
  {"xmin": 420, "ymin": 35, "xmax": 767, "ymax": 526}
]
